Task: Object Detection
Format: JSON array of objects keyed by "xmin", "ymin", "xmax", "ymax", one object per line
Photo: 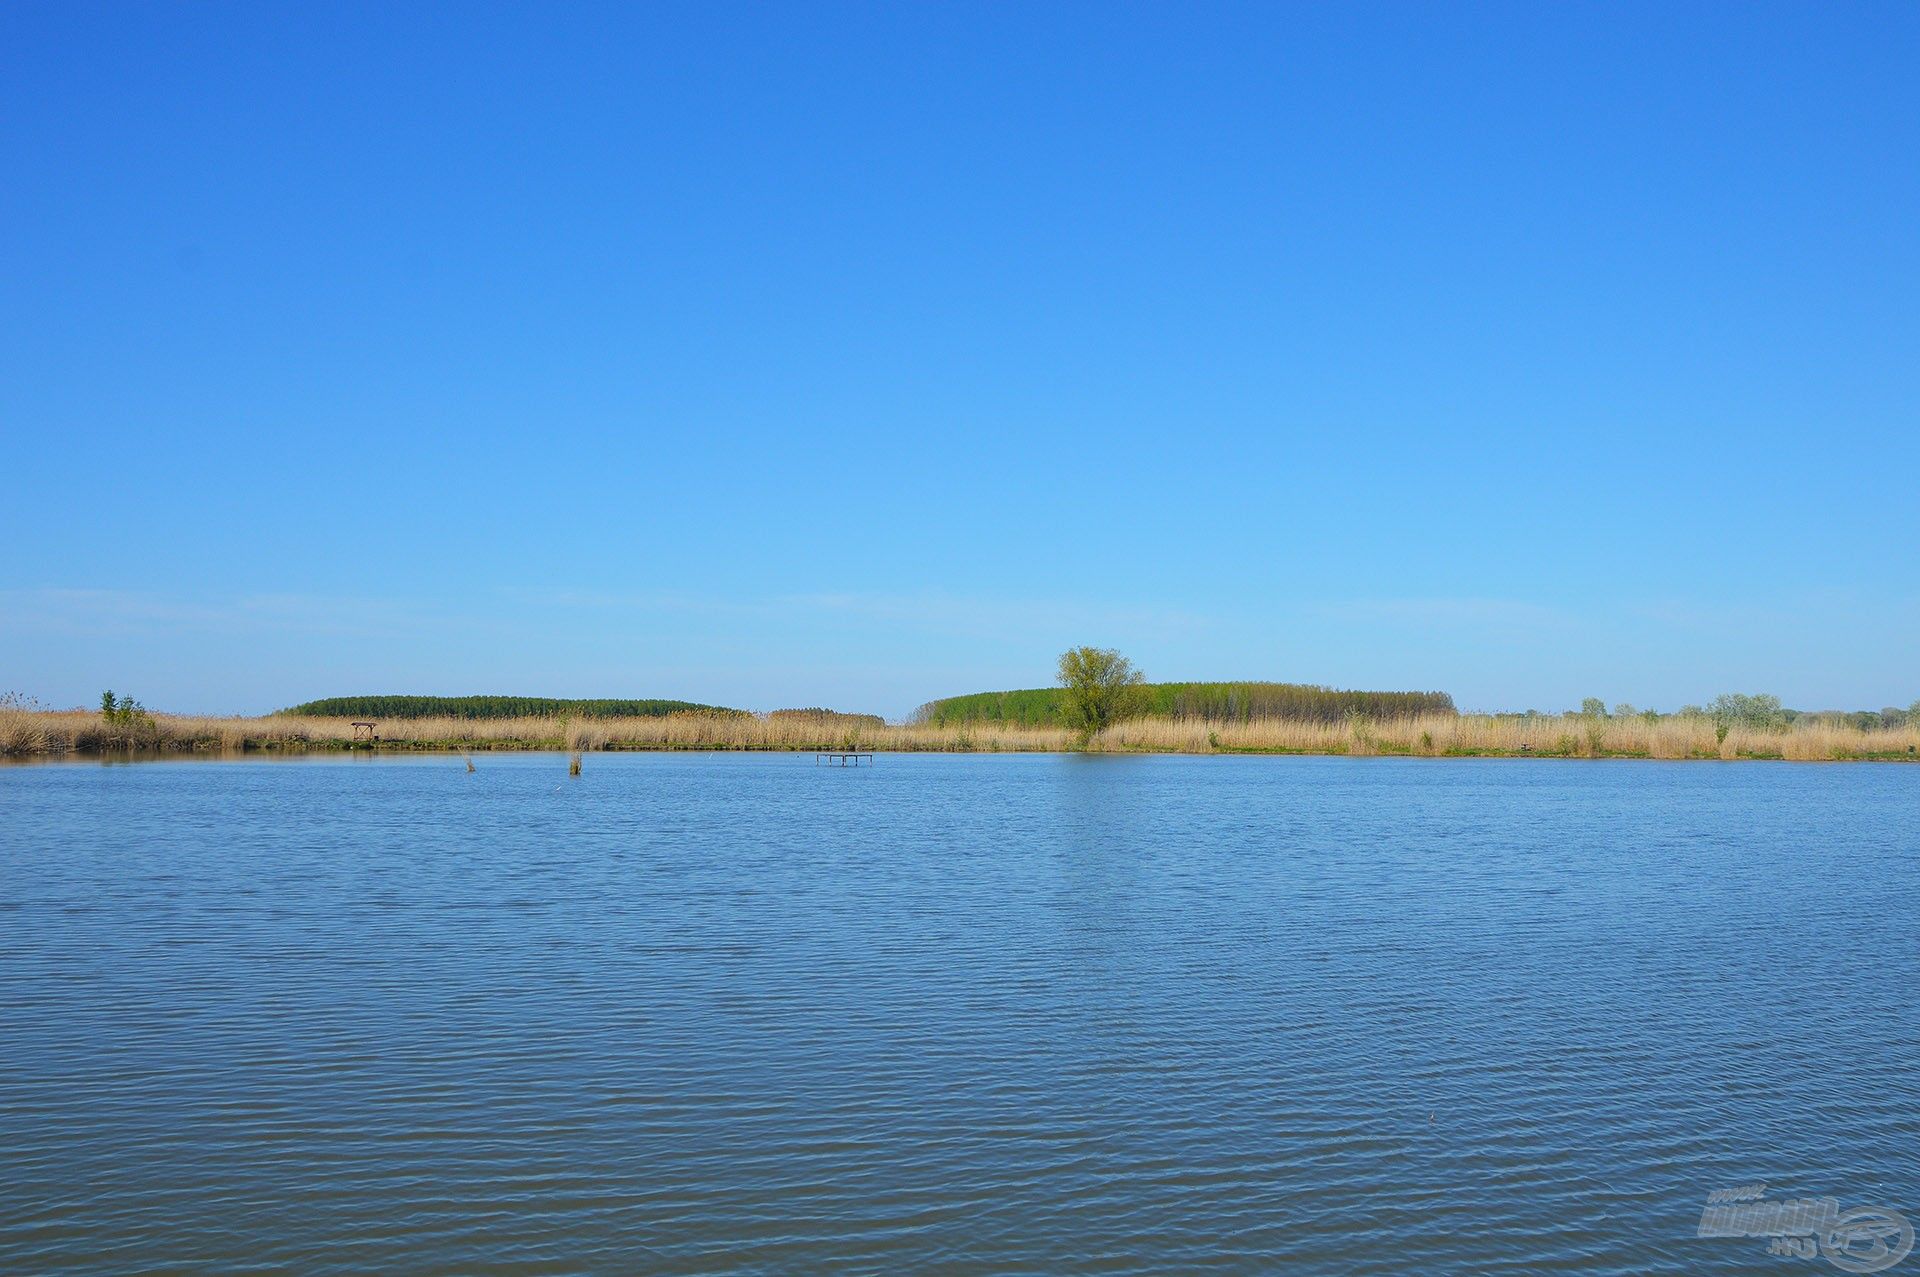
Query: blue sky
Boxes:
[{"xmin": 4, "ymin": 2, "xmax": 1916, "ymax": 717}]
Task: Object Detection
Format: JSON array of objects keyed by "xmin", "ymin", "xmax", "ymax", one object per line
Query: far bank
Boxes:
[{"xmin": 4, "ymin": 709, "xmax": 1917, "ymax": 762}]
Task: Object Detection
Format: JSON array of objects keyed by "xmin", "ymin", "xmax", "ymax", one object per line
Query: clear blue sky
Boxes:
[{"xmin": 4, "ymin": 2, "xmax": 1916, "ymax": 717}]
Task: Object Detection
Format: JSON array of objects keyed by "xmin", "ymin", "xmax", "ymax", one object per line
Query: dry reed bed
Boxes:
[
  {"xmin": 0, "ymin": 710, "xmax": 1068, "ymax": 755},
  {"xmin": 3, "ymin": 709, "xmax": 1916, "ymax": 761},
  {"xmin": 1100, "ymin": 713, "xmax": 1920, "ymax": 760}
]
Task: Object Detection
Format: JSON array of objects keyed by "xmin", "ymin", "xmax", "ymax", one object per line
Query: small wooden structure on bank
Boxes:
[
  {"xmin": 815, "ymin": 751, "xmax": 874, "ymax": 766},
  {"xmin": 351, "ymin": 721, "xmax": 379, "ymax": 742}
]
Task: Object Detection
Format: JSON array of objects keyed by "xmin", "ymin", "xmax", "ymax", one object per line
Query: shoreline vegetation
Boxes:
[
  {"xmin": 4, "ymin": 707, "xmax": 1918, "ymax": 762},
  {"xmin": 7, "ymin": 664, "xmax": 1917, "ymax": 761}
]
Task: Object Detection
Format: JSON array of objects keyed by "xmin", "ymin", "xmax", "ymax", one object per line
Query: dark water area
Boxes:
[{"xmin": 2, "ymin": 753, "xmax": 1916, "ymax": 1274}]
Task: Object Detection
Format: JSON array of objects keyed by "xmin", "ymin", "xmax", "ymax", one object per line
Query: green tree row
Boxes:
[{"xmin": 912, "ymin": 680, "xmax": 1456, "ymax": 727}]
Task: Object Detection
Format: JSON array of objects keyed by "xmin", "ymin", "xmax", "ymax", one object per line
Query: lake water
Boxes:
[{"xmin": 2, "ymin": 752, "xmax": 1916, "ymax": 1274}]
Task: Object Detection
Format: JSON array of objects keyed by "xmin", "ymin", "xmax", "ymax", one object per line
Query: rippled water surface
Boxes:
[{"xmin": 3, "ymin": 753, "xmax": 1916, "ymax": 1274}]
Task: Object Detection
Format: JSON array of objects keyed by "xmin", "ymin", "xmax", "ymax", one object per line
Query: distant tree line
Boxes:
[
  {"xmin": 1152, "ymin": 682, "xmax": 1456, "ymax": 723},
  {"xmin": 912, "ymin": 681, "xmax": 1457, "ymax": 727},
  {"xmin": 1800, "ymin": 705, "xmax": 1920, "ymax": 732},
  {"xmin": 768, "ymin": 708, "xmax": 888, "ymax": 728},
  {"xmin": 283, "ymin": 695, "xmax": 747, "ymax": 720},
  {"xmin": 908, "ymin": 688, "xmax": 1064, "ymax": 726}
]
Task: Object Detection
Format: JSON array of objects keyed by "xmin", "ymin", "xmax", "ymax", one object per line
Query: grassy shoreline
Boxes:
[{"xmin": 5, "ymin": 709, "xmax": 1918, "ymax": 762}]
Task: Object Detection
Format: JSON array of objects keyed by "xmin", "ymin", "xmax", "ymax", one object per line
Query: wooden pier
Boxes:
[{"xmin": 815, "ymin": 751, "xmax": 875, "ymax": 766}]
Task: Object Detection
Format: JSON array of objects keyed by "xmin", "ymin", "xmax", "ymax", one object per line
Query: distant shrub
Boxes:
[{"xmin": 99, "ymin": 690, "xmax": 158, "ymax": 746}]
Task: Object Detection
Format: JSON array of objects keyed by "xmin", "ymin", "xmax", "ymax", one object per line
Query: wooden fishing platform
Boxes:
[{"xmin": 815, "ymin": 751, "xmax": 875, "ymax": 766}]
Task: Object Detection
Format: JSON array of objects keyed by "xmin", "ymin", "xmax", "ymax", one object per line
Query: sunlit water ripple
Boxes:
[{"xmin": 2, "ymin": 753, "xmax": 1915, "ymax": 1273}]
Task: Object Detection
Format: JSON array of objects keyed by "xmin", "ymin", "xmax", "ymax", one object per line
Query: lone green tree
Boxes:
[{"xmin": 1056, "ymin": 646, "xmax": 1148, "ymax": 742}]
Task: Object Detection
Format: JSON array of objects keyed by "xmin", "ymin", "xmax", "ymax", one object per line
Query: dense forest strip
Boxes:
[
  {"xmin": 281, "ymin": 695, "xmax": 747, "ymax": 719},
  {"xmin": 912, "ymin": 682, "xmax": 1457, "ymax": 726}
]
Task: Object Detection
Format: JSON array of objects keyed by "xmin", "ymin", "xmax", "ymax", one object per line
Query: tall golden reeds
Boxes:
[{"xmin": 1, "ymin": 707, "xmax": 1915, "ymax": 761}]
